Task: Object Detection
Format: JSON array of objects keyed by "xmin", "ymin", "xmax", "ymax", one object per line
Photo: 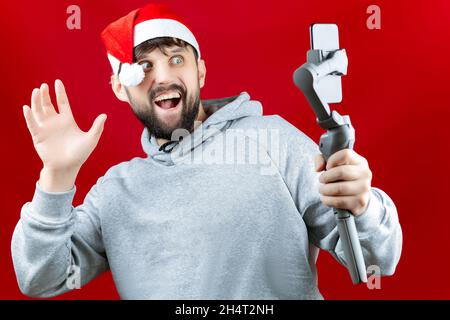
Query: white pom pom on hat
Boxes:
[
  {"xmin": 101, "ymin": 3, "xmax": 201, "ymax": 87},
  {"xmin": 118, "ymin": 63, "xmax": 146, "ymax": 87}
]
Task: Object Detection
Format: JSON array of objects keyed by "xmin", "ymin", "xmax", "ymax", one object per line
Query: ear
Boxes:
[
  {"xmin": 198, "ymin": 59, "xmax": 206, "ymax": 89},
  {"xmin": 111, "ymin": 74, "xmax": 130, "ymax": 103}
]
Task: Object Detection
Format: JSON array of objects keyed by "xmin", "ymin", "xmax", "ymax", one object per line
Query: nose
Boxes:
[{"xmin": 152, "ymin": 62, "xmax": 175, "ymax": 85}]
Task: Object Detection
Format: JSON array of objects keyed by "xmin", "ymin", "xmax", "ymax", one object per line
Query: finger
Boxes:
[
  {"xmin": 319, "ymin": 180, "xmax": 370, "ymax": 197},
  {"xmin": 326, "ymin": 149, "xmax": 363, "ymax": 170},
  {"xmin": 55, "ymin": 79, "xmax": 73, "ymax": 115},
  {"xmin": 320, "ymin": 194, "xmax": 360, "ymax": 211},
  {"xmin": 320, "ymin": 194, "xmax": 370, "ymax": 216},
  {"xmin": 31, "ymin": 88, "xmax": 44, "ymax": 120},
  {"xmin": 40, "ymin": 83, "xmax": 57, "ymax": 116},
  {"xmin": 22, "ymin": 105, "xmax": 39, "ymax": 136},
  {"xmin": 87, "ymin": 114, "xmax": 107, "ymax": 138},
  {"xmin": 319, "ymin": 165, "xmax": 361, "ymax": 183},
  {"xmin": 314, "ymin": 154, "xmax": 326, "ymax": 172}
]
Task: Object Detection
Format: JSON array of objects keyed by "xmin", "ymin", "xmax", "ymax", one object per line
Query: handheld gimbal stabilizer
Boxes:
[{"xmin": 292, "ymin": 33, "xmax": 368, "ymax": 284}]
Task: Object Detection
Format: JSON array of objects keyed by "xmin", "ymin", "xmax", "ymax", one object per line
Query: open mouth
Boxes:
[
  {"xmin": 155, "ymin": 98, "xmax": 181, "ymax": 109},
  {"xmin": 153, "ymin": 91, "xmax": 181, "ymax": 110}
]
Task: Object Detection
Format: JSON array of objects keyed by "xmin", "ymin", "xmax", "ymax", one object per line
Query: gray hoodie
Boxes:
[{"xmin": 11, "ymin": 92, "xmax": 402, "ymax": 299}]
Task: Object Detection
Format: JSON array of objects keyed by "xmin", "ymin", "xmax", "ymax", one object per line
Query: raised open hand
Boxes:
[{"xmin": 22, "ymin": 79, "xmax": 107, "ymax": 172}]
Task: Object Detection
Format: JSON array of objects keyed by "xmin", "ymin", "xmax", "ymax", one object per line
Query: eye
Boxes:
[
  {"xmin": 170, "ymin": 55, "xmax": 184, "ymax": 65},
  {"xmin": 139, "ymin": 61, "xmax": 152, "ymax": 72}
]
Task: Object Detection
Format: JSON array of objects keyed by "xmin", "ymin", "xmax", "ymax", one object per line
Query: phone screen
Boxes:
[{"xmin": 310, "ymin": 23, "xmax": 342, "ymax": 103}]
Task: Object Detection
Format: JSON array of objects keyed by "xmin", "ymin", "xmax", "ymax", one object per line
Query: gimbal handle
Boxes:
[{"xmin": 293, "ymin": 49, "xmax": 367, "ymax": 284}]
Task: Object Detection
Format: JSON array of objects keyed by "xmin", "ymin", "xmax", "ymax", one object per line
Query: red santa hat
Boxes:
[{"xmin": 101, "ymin": 3, "xmax": 201, "ymax": 87}]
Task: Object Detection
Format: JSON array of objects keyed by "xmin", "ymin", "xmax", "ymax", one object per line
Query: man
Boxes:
[{"xmin": 12, "ymin": 3, "xmax": 402, "ymax": 299}]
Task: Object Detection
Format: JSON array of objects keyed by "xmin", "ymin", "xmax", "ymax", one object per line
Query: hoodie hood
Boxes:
[{"xmin": 141, "ymin": 92, "xmax": 263, "ymax": 166}]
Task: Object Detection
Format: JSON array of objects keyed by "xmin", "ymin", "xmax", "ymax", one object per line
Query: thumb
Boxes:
[
  {"xmin": 314, "ymin": 154, "xmax": 326, "ymax": 172},
  {"xmin": 88, "ymin": 114, "xmax": 107, "ymax": 138}
]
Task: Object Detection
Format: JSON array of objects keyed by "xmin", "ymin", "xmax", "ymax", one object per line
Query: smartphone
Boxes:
[{"xmin": 310, "ymin": 23, "xmax": 342, "ymax": 103}]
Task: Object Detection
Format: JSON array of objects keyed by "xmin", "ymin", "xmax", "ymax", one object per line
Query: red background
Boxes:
[{"xmin": 1, "ymin": 0, "xmax": 449, "ymax": 299}]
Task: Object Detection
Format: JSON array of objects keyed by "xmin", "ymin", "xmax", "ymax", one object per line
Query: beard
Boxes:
[{"xmin": 126, "ymin": 83, "xmax": 201, "ymax": 141}]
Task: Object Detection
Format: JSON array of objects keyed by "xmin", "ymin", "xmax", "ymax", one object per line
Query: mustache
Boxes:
[{"xmin": 149, "ymin": 83, "xmax": 186, "ymax": 103}]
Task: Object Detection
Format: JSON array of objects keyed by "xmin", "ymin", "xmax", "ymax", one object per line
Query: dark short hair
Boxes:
[{"xmin": 133, "ymin": 37, "xmax": 199, "ymax": 63}]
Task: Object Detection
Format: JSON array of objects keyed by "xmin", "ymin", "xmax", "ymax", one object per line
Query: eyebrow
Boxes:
[
  {"xmin": 168, "ymin": 47, "xmax": 187, "ymax": 54},
  {"xmin": 137, "ymin": 47, "xmax": 187, "ymax": 62}
]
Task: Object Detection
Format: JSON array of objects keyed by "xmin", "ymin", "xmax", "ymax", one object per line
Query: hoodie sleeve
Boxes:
[
  {"xmin": 268, "ymin": 115, "xmax": 402, "ymax": 276},
  {"xmin": 11, "ymin": 178, "xmax": 109, "ymax": 298}
]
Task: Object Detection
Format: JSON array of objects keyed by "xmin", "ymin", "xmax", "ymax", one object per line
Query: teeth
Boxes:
[{"xmin": 154, "ymin": 92, "xmax": 181, "ymax": 102}]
